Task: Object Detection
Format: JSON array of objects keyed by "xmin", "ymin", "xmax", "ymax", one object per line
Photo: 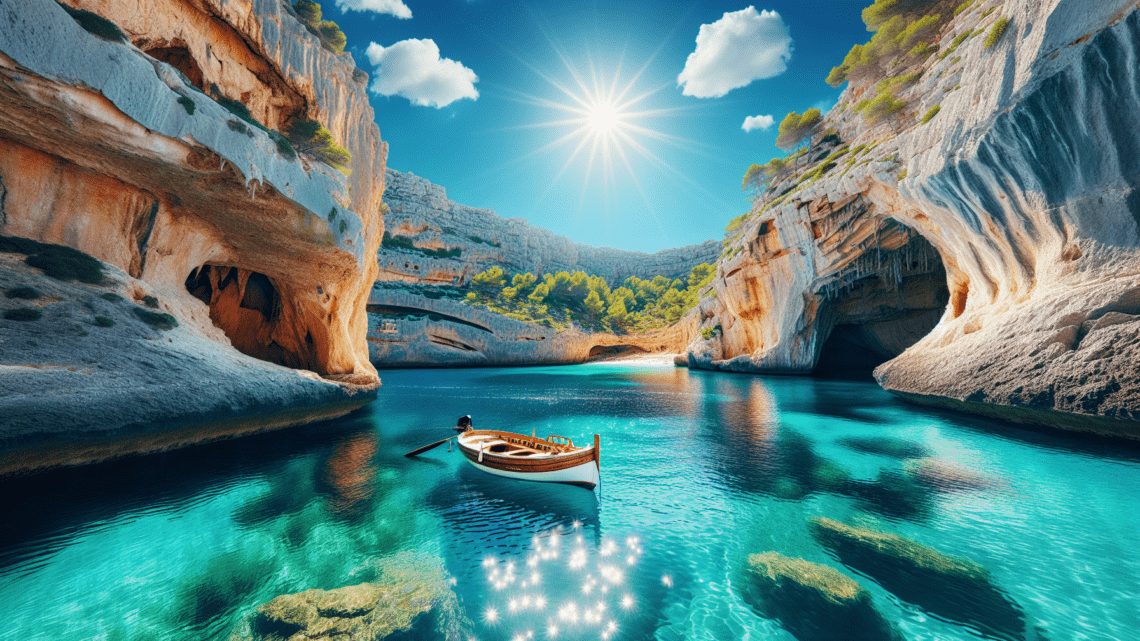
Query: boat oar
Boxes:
[{"xmin": 405, "ymin": 436, "xmax": 457, "ymax": 458}]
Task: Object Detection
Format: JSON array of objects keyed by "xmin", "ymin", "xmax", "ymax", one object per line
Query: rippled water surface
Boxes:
[{"xmin": 2, "ymin": 363, "xmax": 1139, "ymax": 641}]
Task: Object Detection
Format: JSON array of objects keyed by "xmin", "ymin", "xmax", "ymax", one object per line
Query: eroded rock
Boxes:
[
  {"xmin": 0, "ymin": 0, "xmax": 385, "ymax": 473},
  {"xmin": 685, "ymin": 0, "xmax": 1140, "ymax": 439}
]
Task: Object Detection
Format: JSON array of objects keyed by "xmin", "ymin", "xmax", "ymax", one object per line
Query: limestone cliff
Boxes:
[
  {"xmin": 367, "ymin": 288, "xmax": 697, "ymax": 367},
  {"xmin": 688, "ymin": 0, "xmax": 1140, "ymax": 438},
  {"xmin": 380, "ymin": 168, "xmax": 719, "ymax": 286},
  {"xmin": 0, "ymin": 0, "xmax": 387, "ymax": 473},
  {"xmin": 367, "ymin": 168, "xmax": 714, "ymax": 366}
]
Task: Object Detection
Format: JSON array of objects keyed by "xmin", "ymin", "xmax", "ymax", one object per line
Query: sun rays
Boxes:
[{"xmin": 488, "ymin": 26, "xmax": 727, "ymax": 240}]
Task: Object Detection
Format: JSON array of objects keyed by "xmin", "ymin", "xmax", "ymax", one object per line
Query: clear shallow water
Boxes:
[{"xmin": 2, "ymin": 363, "xmax": 1139, "ymax": 641}]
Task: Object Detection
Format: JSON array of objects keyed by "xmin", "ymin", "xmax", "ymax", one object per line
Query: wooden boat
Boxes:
[{"xmin": 456, "ymin": 430, "xmax": 600, "ymax": 489}]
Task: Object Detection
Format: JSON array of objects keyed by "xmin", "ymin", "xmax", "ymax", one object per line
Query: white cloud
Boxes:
[
  {"xmin": 677, "ymin": 7, "xmax": 793, "ymax": 99},
  {"xmin": 335, "ymin": 0, "xmax": 412, "ymax": 19},
  {"xmin": 741, "ymin": 114, "xmax": 775, "ymax": 132},
  {"xmin": 365, "ymin": 39, "xmax": 479, "ymax": 108}
]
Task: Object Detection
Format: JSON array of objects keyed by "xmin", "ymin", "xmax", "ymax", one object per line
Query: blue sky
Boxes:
[{"xmin": 332, "ymin": 0, "xmax": 869, "ymax": 252}]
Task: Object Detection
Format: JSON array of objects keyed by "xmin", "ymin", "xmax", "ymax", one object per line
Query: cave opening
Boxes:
[
  {"xmin": 186, "ymin": 265, "xmax": 319, "ymax": 371},
  {"xmin": 812, "ymin": 228, "xmax": 950, "ymax": 381},
  {"xmin": 588, "ymin": 344, "xmax": 648, "ymax": 361},
  {"xmin": 143, "ymin": 43, "xmax": 205, "ymax": 91}
]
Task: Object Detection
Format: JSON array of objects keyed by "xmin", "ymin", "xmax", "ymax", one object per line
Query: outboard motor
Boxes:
[{"xmin": 455, "ymin": 415, "xmax": 473, "ymax": 434}]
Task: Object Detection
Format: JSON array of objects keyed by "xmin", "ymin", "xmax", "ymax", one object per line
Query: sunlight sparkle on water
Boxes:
[{"xmin": 481, "ymin": 525, "xmax": 646, "ymax": 639}]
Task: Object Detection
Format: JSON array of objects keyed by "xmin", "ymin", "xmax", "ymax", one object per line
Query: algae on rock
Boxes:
[
  {"xmin": 809, "ymin": 517, "xmax": 1026, "ymax": 640},
  {"xmin": 742, "ymin": 552, "xmax": 902, "ymax": 641}
]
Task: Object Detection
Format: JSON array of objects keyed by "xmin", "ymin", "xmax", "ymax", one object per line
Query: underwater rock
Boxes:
[
  {"xmin": 809, "ymin": 517, "xmax": 1026, "ymax": 640},
  {"xmin": 838, "ymin": 436, "xmax": 931, "ymax": 459},
  {"xmin": 840, "ymin": 469, "xmax": 936, "ymax": 521},
  {"xmin": 743, "ymin": 552, "xmax": 902, "ymax": 641},
  {"xmin": 776, "ymin": 429, "xmax": 852, "ymax": 497},
  {"xmin": 248, "ymin": 555, "xmax": 471, "ymax": 641}
]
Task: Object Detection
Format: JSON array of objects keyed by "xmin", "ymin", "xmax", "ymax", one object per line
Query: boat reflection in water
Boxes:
[{"xmin": 477, "ymin": 523, "xmax": 648, "ymax": 641}]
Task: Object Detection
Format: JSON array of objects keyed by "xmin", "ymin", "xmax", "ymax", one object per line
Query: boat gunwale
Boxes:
[{"xmin": 457, "ymin": 430, "xmax": 596, "ymax": 472}]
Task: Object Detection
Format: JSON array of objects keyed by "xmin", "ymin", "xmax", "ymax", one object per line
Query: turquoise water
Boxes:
[{"xmin": 2, "ymin": 362, "xmax": 1139, "ymax": 640}]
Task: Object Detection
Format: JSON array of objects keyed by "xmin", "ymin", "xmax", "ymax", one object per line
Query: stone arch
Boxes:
[
  {"xmin": 142, "ymin": 40, "xmax": 205, "ymax": 91},
  {"xmin": 811, "ymin": 223, "xmax": 950, "ymax": 380},
  {"xmin": 186, "ymin": 264, "xmax": 323, "ymax": 371}
]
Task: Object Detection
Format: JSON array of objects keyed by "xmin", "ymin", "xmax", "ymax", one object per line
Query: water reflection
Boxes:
[{"xmin": 316, "ymin": 431, "xmax": 378, "ymax": 520}]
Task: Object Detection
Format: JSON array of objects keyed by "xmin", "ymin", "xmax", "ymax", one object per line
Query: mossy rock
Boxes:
[
  {"xmin": 250, "ymin": 560, "xmax": 460, "ymax": 640},
  {"xmin": 0, "ymin": 235, "xmax": 104, "ymax": 283},
  {"xmin": 5, "ymin": 286, "xmax": 41, "ymax": 300},
  {"xmin": 743, "ymin": 552, "xmax": 902, "ymax": 641},
  {"xmin": 809, "ymin": 517, "xmax": 1025, "ymax": 640}
]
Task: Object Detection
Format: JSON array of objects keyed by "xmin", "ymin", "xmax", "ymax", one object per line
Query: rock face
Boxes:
[
  {"xmin": 809, "ymin": 517, "xmax": 1026, "ymax": 640},
  {"xmin": 380, "ymin": 168, "xmax": 720, "ymax": 286},
  {"xmin": 367, "ymin": 287, "xmax": 697, "ymax": 367},
  {"xmin": 687, "ymin": 0, "xmax": 1140, "ymax": 438},
  {"xmin": 743, "ymin": 552, "xmax": 902, "ymax": 641},
  {"xmin": 0, "ymin": 0, "xmax": 386, "ymax": 473}
]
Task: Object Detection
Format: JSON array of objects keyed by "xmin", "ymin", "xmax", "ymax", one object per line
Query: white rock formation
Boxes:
[
  {"xmin": 0, "ymin": 0, "xmax": 387, "ymax": 473},
  {"xmin": 688, "ymin": 0, "xmax": 1140, "ymax": 438}
]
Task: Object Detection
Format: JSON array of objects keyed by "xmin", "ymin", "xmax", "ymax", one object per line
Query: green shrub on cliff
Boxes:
[
  {"xmin": 6, "ymin": 287, "xmax": 41, "ymax": 300},
  {"xmin": 920, "ymin": 104, "xmax": 941, "ymax": 123},
  {"xmin": 743, "ymin": 157, "xmax": 792, "ymax": 199},
  {"xmin": 953, "ymin": 0, "xmax": 977, "ymax": 17},
  {"xmin": 775, "ymin": 109, "xmax": 823, "ymax": 150},
  {"xmin": 57, "ymin": 2, "xmax": 124, "ymax": 42},
  {"xmin": 286, "ymin": 119, "xmax": 352, "ymax": 175},
  {"xmin": 985, "ymin": 17, "xmax": 1010, "ymax": 49},
  {"xmin": 177, "ymin": 96, "xmax": 196, "ymax": 115},
  {"xmin": 3, "ymin": 308, "xmax": 42, "ymax": 322},
  {"xmin": 827, "ymin": 1, "xmax": 950, "ymax": 88},
  {"xmin": 293, "ymin": 1, "xmax": 348, "ymax": 53},
  {"xmin": 133, "ymin": 307, "xmax": 178, "ymax": 330},
  {"xmin": 472, "ymin": 266, "xmax": 507, "ymax": 289},
  {"xmin": 269, "ymin": 131, "xmax": 297, "ymax": 160}
]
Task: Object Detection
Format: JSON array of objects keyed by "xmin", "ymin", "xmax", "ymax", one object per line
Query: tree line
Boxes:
[{"xmin": 464, "ymin": 263, "xmax": 716, "ymax": 334}]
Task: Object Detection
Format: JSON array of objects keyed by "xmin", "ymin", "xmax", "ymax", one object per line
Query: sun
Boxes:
[
  {"xmin": 587, "ymin": 101, "xmax": 621, "ymax": 134},
  {"xmin": 491, "ymin": 29, "xmax": 721, "ymax": 232}
]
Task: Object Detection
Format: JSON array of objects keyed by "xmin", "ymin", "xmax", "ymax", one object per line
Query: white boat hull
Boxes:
[{"xmin": 462, "ymin": 455, "xmax": 600, "ymax": 488}]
